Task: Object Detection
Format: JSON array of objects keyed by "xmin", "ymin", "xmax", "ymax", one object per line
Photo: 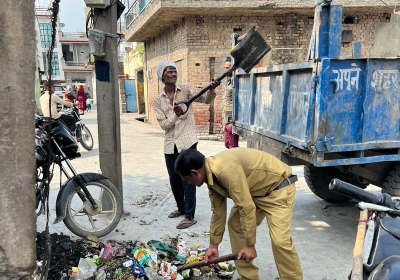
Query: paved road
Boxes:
[{"xmin": 38, "ymin": 106, "xmax": 379, "ymax": 279}]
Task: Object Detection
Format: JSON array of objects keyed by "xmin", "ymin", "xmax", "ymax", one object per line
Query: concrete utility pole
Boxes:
[
  {"xmin": 0, "ymin": 1, "xmax": 37, "ymax": 278},
  {"xmin": 92, "ymin": 5, "xmax": 124, "ymax": 200}
]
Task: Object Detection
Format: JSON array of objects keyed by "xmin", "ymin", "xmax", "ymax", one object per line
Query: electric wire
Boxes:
[
  {"xmin": 40, "ymin": 1, "xmax": 61, "ymax": 279},
  {"xmin": 377, "ymin": 0, "xmax": 391, "ymax": 8}
]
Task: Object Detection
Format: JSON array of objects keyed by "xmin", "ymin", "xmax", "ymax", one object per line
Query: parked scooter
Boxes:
[
  {"xmin": 35, "ymin": 115, "xmax": 122, "ymax": 237},
  {"xmin": 329, "ymin": 179, "xmax": 400, "ymax": 280}
]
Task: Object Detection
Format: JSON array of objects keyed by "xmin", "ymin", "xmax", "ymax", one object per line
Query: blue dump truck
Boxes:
[{"xmin": 232, "ymin": 1, "xmax": 400, "ymax": 202}]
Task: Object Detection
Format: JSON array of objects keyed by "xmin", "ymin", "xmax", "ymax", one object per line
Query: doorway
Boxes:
[{"xmin": 136, "ymin": 70, "xmax": 145, "ymax": 114}]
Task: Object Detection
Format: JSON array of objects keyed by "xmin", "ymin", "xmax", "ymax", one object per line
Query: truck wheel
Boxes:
[
  {"xmin": 382, "ymin": 164, "xmax": 400, "ymax": 197},
  {"xmin": 304, "ymin": 165, "xmax": 350, "ymax": 202}
]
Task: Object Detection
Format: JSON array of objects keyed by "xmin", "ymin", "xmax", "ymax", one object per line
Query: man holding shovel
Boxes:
[
  {"xmin": 154, "ymin": 59, "xmax": 220, "ymax": 229},
  {"xmin": 174, "ymin": 148, "xmax": 303, "ymax": 280}
]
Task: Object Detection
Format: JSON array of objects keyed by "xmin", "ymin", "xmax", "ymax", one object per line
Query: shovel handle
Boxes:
[
  {"xmin": 176, "ymin": 253, "xmax": 245, "ymax": 272},
  {"xmin": 175, "ymin": 66, "xmax": 237, "ymax": 115}
]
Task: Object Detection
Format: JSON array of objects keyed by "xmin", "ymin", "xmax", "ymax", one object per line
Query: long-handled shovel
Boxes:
[
  {"xmin": 176, "ymin": 253, "xmax": 246, "ymax": 272},
  {"xmin": 175, "ymin": 26, "xmax": 271, "ymax": 115}
]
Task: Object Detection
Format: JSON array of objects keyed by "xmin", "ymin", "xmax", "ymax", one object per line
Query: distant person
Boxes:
[
  {"xmin": 174, "ymin": 148, "xmax": 303, "ymax": 280},
  {"xmin": 222, "ymin": 57, "xmax": 238, "ymax": 149},
  {"xmin": 76, "ymin": 85, "xmax": 87, "ymax": 114},
  {"xmin": 224, "ymin": 116, "xmax": 239, "ymax": 149},
  {"xmin": 66, "ymin": 85, "xmax": 76, "ymax": 103},
  {"xmin": 40, "ymin": 81, "xmax": 77, "ymax": 134},
  {"xmin": 154, "ymin": 59, "xmax": 220, "ymax": 229},
  {"xmin": 85, "ymin": 88, "xmax": 91, "ymax": 99},
  {"xmin": 222, "ymin": 57, "xmax": 233, "ymax": 125},
  {"xmin": 86, "ymin": 98, "xmax": 92, "ymax": 113}
]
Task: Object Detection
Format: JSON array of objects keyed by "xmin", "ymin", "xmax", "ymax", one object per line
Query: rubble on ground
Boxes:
[{"xmin": 33, "ymin": 231, "xmax": 236, "ymax": 280}]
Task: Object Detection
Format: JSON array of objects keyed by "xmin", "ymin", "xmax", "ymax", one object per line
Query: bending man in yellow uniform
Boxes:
[{"xmin": 174, "ymin": 148, "xmax": 303, "ymax": 280}]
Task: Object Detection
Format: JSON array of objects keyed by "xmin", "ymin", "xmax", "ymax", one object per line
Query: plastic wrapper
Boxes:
[
  {"xmin": 192, "ymin": 268, "xmax": 201, "ymax": 276},
  {"xmin": 132, "ymin": 258, "xmax": 146, "ymax": 277},
  {"xmin": 186, "ymin": 255, "xmax": 201, "ymax": 264},
  {"xmin": 138, "ymin": 255, "xmax": 151, "ymax": 267},
  {"xmin": 217, "ymin": 270, "xmax": 235, "ymax": 279},
  {"xmin": 134, "ymin": 248, "xmax": 145, "ymax": 259},
  {"xmin": 181, "ymin": 269, "xmax": 190, "ymax": 279},
  {"xmin": 177, "ymin": 241, "xmax": 186, "ymax": 255}
]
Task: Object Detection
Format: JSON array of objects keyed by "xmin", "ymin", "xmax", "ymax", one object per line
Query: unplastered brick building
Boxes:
[{"xmin": 124, "ymin": 0, "xmax": 399, "ymax": 135}]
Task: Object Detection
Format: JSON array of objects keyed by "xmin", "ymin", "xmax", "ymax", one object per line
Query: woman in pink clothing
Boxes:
[
  {"xmin": 224, "ymin": 116, "xmax": 239, "ymax": 149},
  {"xmin": 76, "ymin": 85, "xmax": 87, "ymax": 113}
]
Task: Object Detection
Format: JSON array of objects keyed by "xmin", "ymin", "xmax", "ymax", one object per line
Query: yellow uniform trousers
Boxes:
[{"xmin": 227, "ymin": 184, "xmax": 303, "ymax": 280}]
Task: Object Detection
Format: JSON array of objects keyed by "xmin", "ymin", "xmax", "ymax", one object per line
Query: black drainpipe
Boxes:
[{"xmin": 209, "ymin": 57, "xmax": 215, "ymax": 134}]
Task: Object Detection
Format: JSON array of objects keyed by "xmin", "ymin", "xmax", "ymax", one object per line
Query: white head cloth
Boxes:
[{"xmin": 156, "ymin": 60, "xmax": 178, "ymax": 83}]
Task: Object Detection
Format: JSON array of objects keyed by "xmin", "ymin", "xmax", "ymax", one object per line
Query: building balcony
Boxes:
[
  {"xmin": 59, "ymin": 32, "xmax": 89, "ymax": 44},
  {"xmin": 123, "ymin": 0, "xmax": 313, "ymax": 42},
  {"xmin": 123, "ymin": 0, "xmax": 397, "ymax": 42},
  {"xmin": 62, "ymin": 60, "xmax": 93, "ymax": 72}
]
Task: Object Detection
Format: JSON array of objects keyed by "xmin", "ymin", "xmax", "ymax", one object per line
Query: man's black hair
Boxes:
[
  {"xmin": 174, "ymin": 149, "xmax": 205, "ymax": 176},
  {"xmin": 225, "ymin": 57, "xmax": 231, "ymax": 62},
  {"xmin": 42, "ymin": 81, "xmax": 53, "ymax": 90}
]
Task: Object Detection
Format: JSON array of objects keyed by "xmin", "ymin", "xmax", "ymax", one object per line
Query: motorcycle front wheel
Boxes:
[
  {"xmin": 77, "ymin": 124, "xmax": 94, "ymax": 151},
  {"xmin": 63, "ymin": 179, "xmax": 122, "ymax": 238}
]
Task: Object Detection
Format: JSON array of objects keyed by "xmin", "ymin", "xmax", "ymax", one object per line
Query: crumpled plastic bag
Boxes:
[
  {"xmin": 76, "ymin": 258, "xmax": 97, "ymax": 280},
  {"xmin": 101, "ymin": 242, "xmax": 114, "ymax": 261},
  {"xmin": 95, "ymin": 267, "xmax": 106, "ymax": 280},
  {"xmin": 144, "ymin": 267, "xmax": 164, "ymax": 280},
  {"xmin": 147, "ymin": 240, "xmax": 185, "ymax": 262}
]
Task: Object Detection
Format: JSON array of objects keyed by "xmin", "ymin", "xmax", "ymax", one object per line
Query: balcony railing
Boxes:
[
  {"xmin": 61, "ymin": 32, "xmax": 87, "ymax": 39},
  {"xmin": 64, "ymin": 61, "xmax": 86, "ymax": 67},
  {"xmin": 125, "ymin": 0, "xmax": 153, "ymax": 29}
]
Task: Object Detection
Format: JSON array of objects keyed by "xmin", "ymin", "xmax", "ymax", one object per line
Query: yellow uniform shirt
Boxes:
[{"xmin": 205, "ymin": 147, "xmax": 292, "ymax": 247}]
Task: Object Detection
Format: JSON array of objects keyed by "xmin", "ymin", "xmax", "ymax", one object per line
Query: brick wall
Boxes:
[
  {"xmin": 340, "ymin": 13, "xmax": 392, "ymax": 58},
  {"xmin": 144, "ymin": 10, "xmax": 390, "ymax": 134}
]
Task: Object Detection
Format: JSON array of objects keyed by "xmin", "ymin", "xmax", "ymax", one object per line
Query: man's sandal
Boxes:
[
  {"xmin": 176, "ymin": 219, "xmax": 197, "ymax": 229},
  {"xmin": 168, "ymin": 210, "xmax": 184, "ymax": 218}
]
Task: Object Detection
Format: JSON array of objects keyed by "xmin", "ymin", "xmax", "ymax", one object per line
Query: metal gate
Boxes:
[{"xmin": 124, "ymin": 79, "xmax": 137, "ymax": 112}]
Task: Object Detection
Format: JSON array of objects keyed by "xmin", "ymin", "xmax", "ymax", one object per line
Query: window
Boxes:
[
  {"xmin": 39, "ymin": 23, "xmax": 52, "ymax": 48},
  {"xmin": 42, "ymin": 52, "xmax": 60, "ymax": 76},
  {"xmin": 343, "ymin": 16, "xmax": 358, "ymax": 24}
]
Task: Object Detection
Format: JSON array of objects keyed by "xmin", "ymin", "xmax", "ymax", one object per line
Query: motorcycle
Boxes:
[
  {"xmin": 65, "ymin": 106, "xmax": 94, "ymax": 151},
  {"xmin": 329, "ymin": 179, "xmax": 400, "ymax": 280},
  {"xmin": 35, "ymin": 115, "xmax": 122, "ymax": 237},
  {"xmin": 37, "ymin": 106, "xmax": 94, "ymax": 151}
]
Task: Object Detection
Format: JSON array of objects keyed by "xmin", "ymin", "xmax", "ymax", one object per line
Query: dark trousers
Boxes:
[{"xmin": 164, "ymin": 143, "xmax": 197, "ymax": 220}]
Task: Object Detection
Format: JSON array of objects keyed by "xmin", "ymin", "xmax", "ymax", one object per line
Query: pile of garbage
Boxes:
[{"xmin": 33, "ymin": 231, "xmax": 236, "ymax": 280}]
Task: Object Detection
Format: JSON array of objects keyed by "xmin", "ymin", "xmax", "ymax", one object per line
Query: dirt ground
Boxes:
[{"xmin": 37, "ymin": 106, "xmax": 369, "ymax": 279}]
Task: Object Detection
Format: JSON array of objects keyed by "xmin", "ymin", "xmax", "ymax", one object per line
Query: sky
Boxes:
[{"xmin": 35, "ymin": 0, "xmax": 87, "ymax": 32}]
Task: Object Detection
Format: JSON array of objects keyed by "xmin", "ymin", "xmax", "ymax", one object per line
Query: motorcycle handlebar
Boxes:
[{"xmin": 329, "ymin": 179, "xmax": 394, "ymax": 208}]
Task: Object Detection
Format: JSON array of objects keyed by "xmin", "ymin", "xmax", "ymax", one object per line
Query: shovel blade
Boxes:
[{"xmin": 230, "ymin": 26, "xmax": 271, "ymax": 73}]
